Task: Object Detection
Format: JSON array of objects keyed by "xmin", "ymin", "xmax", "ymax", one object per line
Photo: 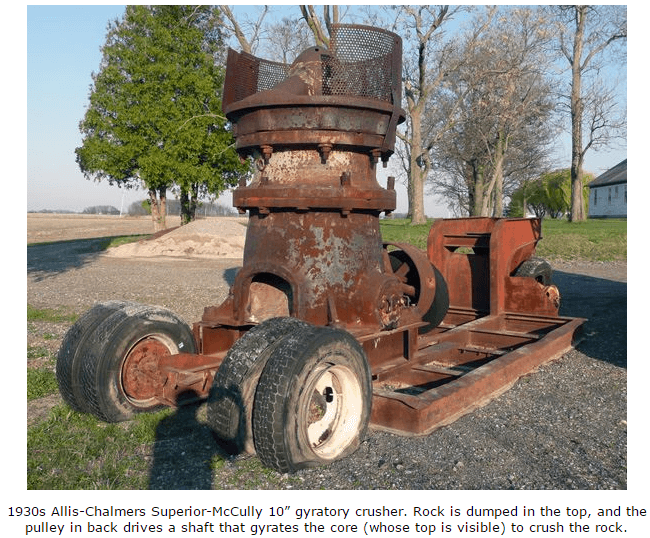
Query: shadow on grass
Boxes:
[
  {"xmin": 149, "ymin": 400, "xmax": 231, "ymax": 490},
  {"xmin": 27, "ymin": 236, "xmax": 148, "ymax": 281},
  {"xmin": 27, "ymin": 238, "xmax": 115, "ymax": 280}
]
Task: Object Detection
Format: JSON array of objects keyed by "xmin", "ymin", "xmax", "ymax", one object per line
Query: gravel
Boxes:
[{"xmin": 27, "ymin": 232, "xmax": 627, "ymax": 490}]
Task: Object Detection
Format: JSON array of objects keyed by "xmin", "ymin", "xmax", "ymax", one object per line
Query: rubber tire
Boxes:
[
  {"xmin": 77, "ymin": 304, "xmax": 196, "ymax": 422},
  {"xmin": 514, "ymin": 257, "xmax": 552, "ymax": 286},
  {"xmin": 206, "ymin": 317, "xmax": 309, "ymax": 455},
  {"xmin": 56, "ymin": 300, "xmax": 137, "ymax": 413},
  {"xmin": 252, "ymin": 325, "xmax": 372, "ymax": 473}
]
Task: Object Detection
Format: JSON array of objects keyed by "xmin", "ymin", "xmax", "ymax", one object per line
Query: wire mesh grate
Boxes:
[{"xmin": 224, "ymin": 24, "xmax": 400, "ymax": 107}]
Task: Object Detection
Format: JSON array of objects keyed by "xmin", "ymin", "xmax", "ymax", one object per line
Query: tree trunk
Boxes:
[
  {"xmin": 474, "ymin": 134, "xmax": 506, "ymax": 217},
  {"xmin": 180, "ymin": 190, "xmax": 191, "ymax": 226},
  {"xmin": 471, "ymin": 162, "xmax": 484, "ymax": 217},
  {"xmin": 158, "ymin": 188, "xmax": 167, "ymax": 230},
  {"xmin": 492, "ymin": 159, "xmax": 504, "ymax": 217},
  {"xmin": 522, "ymin": 182, "xmax": 528, "ymax": 218},
  {"xmin": 491, "ymin": 135, "xmax": 507, "ymax": 217},
  {"xmin": 570, "ymin": 143, "xmax": 586, "ymax": 221},
  {"xmin": 408, "ymin": 106, "xmax": 427, "ymax": 224},
  {"xmin": 410, "ymin": 167, "xmax": 427, "ymax": 224},
  {"xmin": 180, "ymin": 184, "xmax": 199, "ymax": 225},
  {"xmin": 405, "ymin": 169, "xmax": 413, "ymax": 220},
  {"xmin": 464, "ymin": 162, "xmax": 475, "ymax": 217},
  {"xmin": 569, "ymin": 6, "xmax": 587, "ymax": 222},
  {"xmin": 148, "ymin": 189, "xmax": 163, "ymax": 232}
]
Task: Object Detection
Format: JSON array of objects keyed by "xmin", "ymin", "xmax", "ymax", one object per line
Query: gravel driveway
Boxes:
[{"xmin": 27, "ymin": 237, "xmax": 626, "ymax": 490}]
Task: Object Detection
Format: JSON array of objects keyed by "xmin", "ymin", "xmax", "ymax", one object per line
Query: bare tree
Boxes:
[
  {"xmin": 266, "ymin": 15, "xmax": 314, "ymax": 63},
  {"xmin": 552, "ymin": 5, "xmax": 626, "ymax": 221},
  {"xmin": 219, "ymin": 6, "xmax": 346, "ymax": 62},
  {"xmin": 387, "ymin": 5, "xmax": 499, "ymax": 224},
  {"xmin": 428, "ymin": 7, "xmax": 557, "ymax": 217},
  {"xmin": 299, "ymin": 5, "xmax": 340, "ymax": 47},
  {"xmin": 219, "ymin": 5, "xmax": 269, "ymax": 54},
  {"xmin": 395, "ymin": 6, "xmax": 453, "ymax": 224}
]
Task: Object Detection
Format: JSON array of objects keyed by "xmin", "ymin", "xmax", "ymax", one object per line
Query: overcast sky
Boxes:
[{"xmin": 26, "ymin": 5, "xmax": 628, "ymax": 216}]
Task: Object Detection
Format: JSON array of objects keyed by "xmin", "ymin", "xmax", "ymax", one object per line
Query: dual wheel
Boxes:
[
  {"xmin": 207, "ymin": 317, "xmax": 372, "ymax": 473},
  {"xmin": 57, "ymin": 303, "xmax": 371, "ymax": 473},
  {"xmin": 56, "ymin": 301, "xmax": 196, "ymax": 422}
]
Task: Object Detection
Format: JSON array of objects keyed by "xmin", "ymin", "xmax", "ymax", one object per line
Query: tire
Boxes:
[
  {"xmin": 77, "ymin": 304, "xmax": 196, "ymax": 422},
  {"xmin": 252, "ymin": 325, "xmax": 372, "ymax": 473},
  {"xmin": 514, "ymin": 257, "xmax": 552, "ymax": 286},
  {"xmin": 206, "ymin": 317, "xmax": 309, "ymax": 455},
  {"xmin": 56, "ymin": 300, "xmax": 137, "ymax": 413}
]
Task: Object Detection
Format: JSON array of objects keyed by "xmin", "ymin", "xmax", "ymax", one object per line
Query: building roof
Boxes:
[{"xmin": 588, "ymin": 159, "xmax": 627, "ymax": 188}]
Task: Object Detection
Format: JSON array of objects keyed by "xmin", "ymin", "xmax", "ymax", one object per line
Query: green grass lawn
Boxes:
[
  {"xmin": 535, "ymin": 218, "xmax": 626, "ymax": 261},
  {"xmin": 379, "ymin": 218, "xmax": 435, "ymax": 250},
  {"xmin": 379, "ymin": 217, "xmax": 626, "ymax": 261}
]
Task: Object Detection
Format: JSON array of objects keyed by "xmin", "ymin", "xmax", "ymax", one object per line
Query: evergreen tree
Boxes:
[{"xmin": 76, "ymin": 5, "xmax": 247, "ymax": 229}]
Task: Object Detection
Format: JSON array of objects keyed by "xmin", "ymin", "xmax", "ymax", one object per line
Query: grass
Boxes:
[
  {"xmin": 28, "ymin": 234, "xmax": 149, "ymax": 248},
  {"xmin": 379, "ymin": 217, "xmax": 627, "ymax": 261},
  {"xmin": 379, "ymin": 218, "xmax": 435, "ymax": 250},
  {"xmin": 26, "ymin": 216, "xmax": 625, "ymax": 489},
  {"xmin": 27, "ymin": 305, "xmax": 78, "ymax": 324},
  {"xmin": 27, "ymin": 344, "xmax": 50, "ymax": 360},
  {"xmin": 27, "ymin": 368, "xmax": 58, "ymax": 400},
  {"xmin": 100, "ymin": 234, "xmax": 150, "ymax": 249},
  {"xmin": 26, "ymin": 399, "xmax": 294, "ymax": 489},
  {"xmin": 536, "ymin": 218, "xmax": 626, "ymax": 261},
  {"xmin": 27, "ymin": 405, "xmax": 170, "ymax": 489}
]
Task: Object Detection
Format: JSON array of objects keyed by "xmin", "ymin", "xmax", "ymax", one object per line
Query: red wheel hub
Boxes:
[{"xmin": 121, "ymin": 337, "xmax": 170, "ymax": 402}]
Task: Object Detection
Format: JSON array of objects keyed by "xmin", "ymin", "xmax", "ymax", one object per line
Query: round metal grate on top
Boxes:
[{"xmin": 223, "ymin": 24, "xmax": 401, "ymax": 108}]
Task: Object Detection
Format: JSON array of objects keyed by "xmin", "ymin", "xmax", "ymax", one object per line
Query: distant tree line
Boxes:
[
  {"xmin": 82, "ymin": 205, "xmax": 121, "ymax": 215},
  {"xmin": 29, "ymin": 200, "xmax": 236, "ymax": 217},
  {"xmin": 128, "ymin": 199, "xmax": 236, "ymax": 217},
  {"xmin": 28, "ymin": 209, "xmax": 77, "ymax": 214}
]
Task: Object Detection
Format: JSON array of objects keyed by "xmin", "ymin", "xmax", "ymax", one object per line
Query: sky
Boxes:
[
  {"xmin": 27, "ymin": 5, "xmax": 137, "ymax": 213},
  {"xmin": 26, "ymin": 5, "xmax": 628, "ymax": 216}
]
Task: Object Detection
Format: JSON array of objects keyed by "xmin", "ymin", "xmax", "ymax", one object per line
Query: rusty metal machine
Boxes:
[{"xmin": 57, "ymin": 25, "xmax": 585, "ymax": 473}]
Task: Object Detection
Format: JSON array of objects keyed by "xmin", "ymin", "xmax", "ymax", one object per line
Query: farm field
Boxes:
[{"xmin": 27, "ymin": 213, "xmax": 182, "ymax": 244}]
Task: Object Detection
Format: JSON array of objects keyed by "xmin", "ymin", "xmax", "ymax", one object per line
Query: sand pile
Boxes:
[{"xmin": 105, "ymin": 217, "xmax": 247, "ymax": 259}]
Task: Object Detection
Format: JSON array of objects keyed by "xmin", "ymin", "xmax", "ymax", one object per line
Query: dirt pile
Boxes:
[{"xmin": 104, "ymin": 217, "xmax": 247, "ymax": 259}]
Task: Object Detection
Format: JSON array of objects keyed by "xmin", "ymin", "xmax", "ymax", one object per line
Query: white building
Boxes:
[{"xmin": 588, "ymin": 159, "xmax": 627, "ymax": 219}]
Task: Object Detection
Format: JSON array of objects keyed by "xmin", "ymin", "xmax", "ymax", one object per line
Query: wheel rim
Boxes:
[
  {"xmin": 121, "ymin": 334, "xmax": 177, "ymax": 407},
  {"xmin": 302, "ymin": 361, "xmax": 363, "ymax": 460}
]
